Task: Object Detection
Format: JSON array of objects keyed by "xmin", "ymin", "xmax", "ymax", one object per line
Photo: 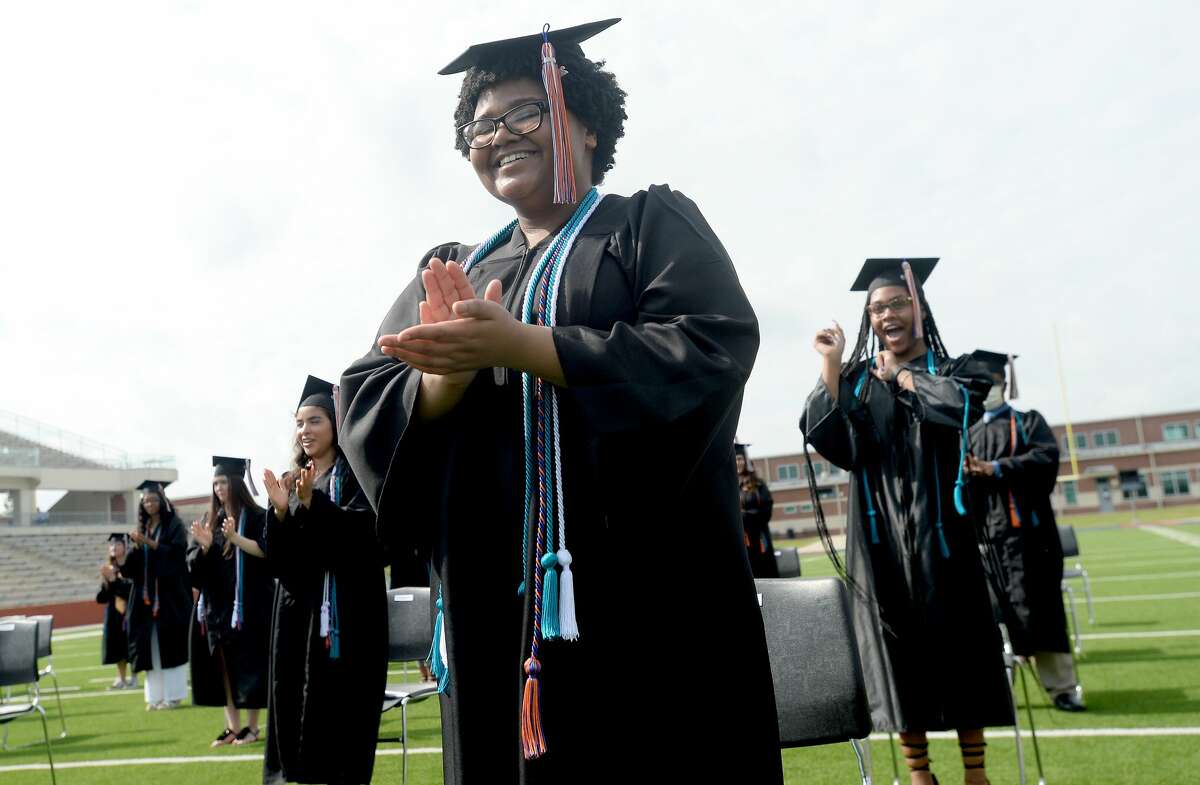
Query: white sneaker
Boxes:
[
  {"xmin": 109, "ymin": 677, "xmax": 126, "ymax": 690},
  {"xmin": 126, "ymin": 676, "xmax": 138, "ymax": 689}
]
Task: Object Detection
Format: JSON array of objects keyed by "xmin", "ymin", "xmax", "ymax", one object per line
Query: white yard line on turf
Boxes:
[
  {"xmin": 1089, "ymin": 592, "xmax": 1200, "ymax": 603},
  {"xmin": 52, "ymin": 629, "xmax": 104, "ymax": 642},
  {"xmin": 870, "ymin": 727, "xmax": 1200, "ymax": 741},
  {"xmin": 1088, "ymin": 570, "xmax": 1200, "ymax": 583},
  {"xmin": 1085, "ymin": 556, "xmax": 1200, "ymax": 570},
  {"xmin": 0, "ymin": 747, "xmax": 445, "ymax": 773},
  {"xmin": 1079, "ymin": 629, "xmax": 1200, "ymax": 640},
  {"xmin": 1144, "ymin": 525, "xmax": 1200, "ymax": 548}
]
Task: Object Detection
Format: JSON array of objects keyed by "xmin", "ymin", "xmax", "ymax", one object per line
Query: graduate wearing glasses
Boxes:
[
  {"xmin": 338, "ymin": 19, "xmax": 781, "ymax": 785},
  {"xmin": 801, "ymin": 259, "xmax": 1011, "ymax": 785}
]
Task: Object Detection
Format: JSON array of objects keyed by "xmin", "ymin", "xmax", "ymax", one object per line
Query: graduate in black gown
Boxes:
[
  {"xmin": 737, "ymin": 442, "xmax": 779, "ymax": 578},
  {"xmin": 97, "ymin": 533, "xmax": 133, "ymax": 689},
  {"xmin": 966, "ymin": 350, "xmax": 1084, "ymax": 712},
  {"xmin": 261, "ymin": 376, "xmax": 388, "ymax": 785},
  {"xmin": 800, "ymin": 259, "xmax": 1011, "ymax": 785},
  {"xmin": 338, "ymin": 19, "xmax": 781, "ymax": 785},
  {"xmin": 123, "ymin": 481, "xmax": 192, "ymax": 709},
  {"xmin": 187, "ymin": 456, "xmax": 272, "ymax": 747}
]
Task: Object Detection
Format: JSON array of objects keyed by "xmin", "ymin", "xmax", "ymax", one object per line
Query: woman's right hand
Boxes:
[
  {"xmin": 263, "ymin": 469, "xmax": 291, "ymax": 519},
  {"xmin": 191, "ymin": 516, "xmax": 213, "ymax": 551},
  {"xmin": 814, "ymin": 321, "xmax": 846, "ymax": 361}
]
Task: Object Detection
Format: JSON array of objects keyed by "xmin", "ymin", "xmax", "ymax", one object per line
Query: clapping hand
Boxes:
[
  {"xmin": 296, "ymin": 461, "xmax": 318, "ymax": 508},
  {"xmin": 190, "ymin": 515, "xmax": 213, "ymax": 550},
  {"xmin": 263, "ymin": 468, "xmax": 293, "ymax": 519}
]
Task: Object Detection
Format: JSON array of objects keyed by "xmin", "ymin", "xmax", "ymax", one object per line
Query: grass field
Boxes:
[{"xmin": 2, "ymin": 520, "xmax": 1198, "ymax": 784}]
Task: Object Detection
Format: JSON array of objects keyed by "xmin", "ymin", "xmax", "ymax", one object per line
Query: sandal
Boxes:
[
  {"xmin": 211, "ymin": 727, "xmax": 237, "ymax": 747},
  {"xmin": 233, "ymin": 726, "xmax": 261, "ymax": 745}
]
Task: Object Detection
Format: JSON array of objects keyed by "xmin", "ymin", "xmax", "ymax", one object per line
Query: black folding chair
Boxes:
[
  {"xmin": 0, "ymin": 619, "xmax": 57, "ymax": 784},
  {"xmin": 756, "ymin": 577, "xmax": 874, "ymax": 784},
  {"xmin": 1, "ymin": 615, "xmax": 65, "ymax": 749},
  {"xmin": 998, "ymin": 624, "xmax": 1047, "ymax": 785},
  {"xmin": 774, "ymin": 547, "xmax": 803, "ymax": 578},
  {"xmin": 380, "ymin": 587, "xmax": 438, "ymax": 785},
  {"xmin": 1057, "ymin": 525, "xmax": 1093, "ymax": 653}
]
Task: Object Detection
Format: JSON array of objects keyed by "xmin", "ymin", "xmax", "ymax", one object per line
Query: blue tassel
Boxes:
[
  {"xmin": 540, "ymin": 552, "xmax": 559, "ymax": 640},
  {"xmin": 329, "ymin": 577, "xmax": 341, "ymax": 660},
  {"xmin": 860, "ymin": 470, "xmax": 880, "ymax": 545},
  {"xmin": 517, "ymin": 580, "xmax": 526, "ymax": 597},
  {"xmin": 954, "ymin": 483, "xmax": 968, "ymax": 517},
  {"xmin": 1031, "ymin": 510, "xmax": 1041, "ymax": 527},
  {"xmin": 428, "ymin": 587, "xmax": 449, "ymax": 693},
  {"xmin": 935, "ymin": 522, "xmax": 951, "ymax": 559}
]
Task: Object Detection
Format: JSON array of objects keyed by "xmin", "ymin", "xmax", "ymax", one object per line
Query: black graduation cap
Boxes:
[
  {"xmin": 971, "ymin": 350, "xmax": 1020, "ymax": 399},
  {"xmin": 107, "ymin": 532, "xmax": 128, "ymax": 544},
  {"xmin": 851, "ymin": 258, "xmax": 938, "ymax": 293},
  {"xmin": 438, "ymin": 18, "xmax": 620, "ymax": 75},
  {"xmin": 297, "ymin": 375, "xmax": 335, "ymax": 414},
  {"xmin": 136, "ymin": 480, "xmax": 172, "ymax": 492},
  {"xmin": 734, "ymin": 441, "xmax": 751, "ymax": 458},
  {"xmin": 212, "ymin": 455, "xmax": 259, "ymax": 495}
]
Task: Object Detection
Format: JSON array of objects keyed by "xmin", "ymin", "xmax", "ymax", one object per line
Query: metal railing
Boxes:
[{"xmin": 0, "ymin": 410, "xmax": 174, "ymax": 470}]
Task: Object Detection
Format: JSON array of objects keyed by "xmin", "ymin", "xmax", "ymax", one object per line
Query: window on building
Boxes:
[
  {"xmin": 812, "ymin": 461, "xmax": 825, "ymax": 477},
  {"xmin": 1062, "ymin": 480, "xmax": 1078, "ymax": 506},
  {"xmin": 816, "ymin": 487, "xmax": 835, "ymax": 500},
  {"xmin": 783, "ymin": 504, "xmax": 799, "ymax": 515},
  {"xmin": 1093, "ymin": 430, "xmax": 1119, "ymax": 447},
  {"xmin": 1074, "ymin": 433, "xmax": 1089, "ymax": 450},
  {"xmin": 1163, "ymin": 423, "xmax": 1192, "ymax": 442},
  {"xmin": 800, "ymin": 502, "xmax": 814, "ymax": 513},
  {"xmin": 1162, "ymin": 470, "xmax": 1191, "ymax": 497},
  {"xmin": 1121, "ymin": 474, "xmax": 1149, "ymax": 499},
  {"xmin": 776, "ymin": 463, "xmax": 799, "ymax": 482}
]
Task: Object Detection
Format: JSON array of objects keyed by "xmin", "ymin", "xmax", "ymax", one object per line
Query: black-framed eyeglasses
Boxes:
[
  {"xmin": 866, "ymin": 295, "xmax": 913, "ymax": 317},
  {"xmin": 458, "ymin": 101, "xmax": 547, "ymax": 150}
]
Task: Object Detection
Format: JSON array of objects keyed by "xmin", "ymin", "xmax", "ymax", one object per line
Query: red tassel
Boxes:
[
  {"xmin": 540, "ymin": 30, "xmax": 577, "ymax": 205},
  {"xmin": 521, "ymin": 657, "xmax": 547, "ymax": 759},
  {"xmin": 901, "ymin": 261, "xmax": 924, "ymax": 340}
]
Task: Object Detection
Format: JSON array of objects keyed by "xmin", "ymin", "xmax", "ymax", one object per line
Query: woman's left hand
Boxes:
[
  {"xmin": 221, "ymin": 517, "xmax": 237, "ymax": 544},
  {"xmin": 380, "ymin": 277, "xmax": 524, "ymax": 375}
]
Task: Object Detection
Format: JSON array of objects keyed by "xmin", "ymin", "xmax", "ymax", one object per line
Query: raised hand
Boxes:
[
  {"xmin": 871, "ymin": 350, "xmax": 902, "ymax": 383},
  {"xmin": 814, "ymin": 321, "xmax": 846, "ymax": 361},
  {"xmin": 296, "ymin": 461, "xmax": 318, "ymax": 508},
  {"xmin": 191, "ymin": 516, "xmax": 213, "ymax": 550},
  {"xmin": 263, "ymin": 468, "xmax": 290, "ymax": 518},
  {"xmin": 221, "ymin": 516, "xmax": 237, "ymax": 543}
]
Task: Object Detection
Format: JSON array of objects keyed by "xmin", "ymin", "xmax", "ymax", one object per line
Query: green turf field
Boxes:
[{"xmin": 2, "ymin": 522, "xmax": 1198, "ymax": 784}]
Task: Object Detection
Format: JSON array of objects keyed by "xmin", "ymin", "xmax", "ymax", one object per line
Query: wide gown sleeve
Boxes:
[
  {"xmin": 551, "ymin": 187, "xmax": 759, "ymax": 434},
  {"xmin": 799, "ymin": 372, "xmax": 869, "ymax": 472},
  {"xmin": 902, "ymin": 354, "xmax": 992, "ymax": 430},
  {"xmin": 994, "ymin": 410, "xmax": 1061, "ymax": 494}
]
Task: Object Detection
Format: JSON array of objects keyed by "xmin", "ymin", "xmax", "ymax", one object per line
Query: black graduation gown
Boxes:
[
  {"xmin": 741, "ymin": 480, "xmax": 780, "ymax": 578},
  {"xmin": 800, "ymin": 354, "xmax": 1013, "ymax": 732},
  {"xmin": 97, "ymin": 574, "xmax": 131, "ymax": 665},
  {"xmin": 969, "ymin": 407, "xmax": 1069, "ymax": 656},
  {"xmin": 339, "ymin": 186, "xmax": 782, "ymax": 785},
  {"xmin": 186, "ymin": 505, "xmax": 273, "ymax": 708},
  {"xmin": 122, "ymin": 515, "xmax": 193, "ymax": 672},
  {"xmin": 262, "ymin": 463, "xmax": 388, "ymax": 785}
]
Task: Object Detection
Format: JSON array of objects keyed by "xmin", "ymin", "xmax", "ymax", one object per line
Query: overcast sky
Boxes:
[{"xmin": 2, "ymin": 1, "xmax": 1196, "ymax": 499}]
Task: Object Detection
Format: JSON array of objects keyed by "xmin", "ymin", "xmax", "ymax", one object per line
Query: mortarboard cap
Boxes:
[
  {"xmin": 136, "ymin": 480, "xmax": 171, "ymax": 492},
  {"xmin": 438, "ymin": 18, "xmax": 620, "ymax": 75},
  {"xmin": 734, "ymin": 441, "xmax": 751, "ymax": 458},
  {"xmin": 297, "ymin": 375, "xmax": 336, "ymax": 415},
  {"xmin": 851, "ymin": 258, "xmax": 938, "ymax": 293},
  {"xmin": 213, "ymin": 455, "xmax": 258, "ymax": 496},
  {"xmin": 971, "ymin": 349, "xmax": 1020, "ymax": 399},
  {"xmin": 107, "ymin": 532, "xmax": 128, "ymax": 544}
]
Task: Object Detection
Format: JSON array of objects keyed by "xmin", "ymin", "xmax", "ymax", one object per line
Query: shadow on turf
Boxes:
[{"xmin": 1086, "ymin": 688, "xmax": 1200, "ymax": 715}]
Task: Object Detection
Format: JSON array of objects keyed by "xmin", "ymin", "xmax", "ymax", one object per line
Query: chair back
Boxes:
[
  {"xmin": 0, "ymin": 619, "xmax": 40, "ymax": 688},
  {"xmin": 755, "ymin": 577, "xmax": 872, "ymax": 747},
  {"xmin": 774, "ymin": 547, "xmax": 802, "ymax": 578},
  {"xmin": 1058, "ymin": 525, "xmax": 1080, "ymax": 559},
  {"xmin": 29, "ymin": 615, "xmax": 53, "ymax": 659},
  {"xmin": 387, "ymin": 587, "xmax": 432, "ymax": 663}
]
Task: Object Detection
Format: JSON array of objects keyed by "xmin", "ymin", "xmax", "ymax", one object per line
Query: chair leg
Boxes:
[
  {"xmin": 1004, "ymin": 642, "xmax": 1028, "ymax": 785},
  {"xmin": 849, "ymin": 738, "xmax": 873, "ymax": 785},
  {"xmin": 47, "ymin": 669, "xmax": 67, "ymax": 739},
  {"xmin": 1062, "ymin": 583, "xmax": 1082, "ymax": 654},
  {"xmin": 36, "ymin": 705, "xmax": 58, "ymax": 785},
  {"xmin": 1017, "ymin": 664, "xmax": 1048, "ymax": 785},
  {"xmin": 401, "ymin": 699, "xmax": 409, "ymax": 785},
  {"xmin": 886, "ymin": 732, "xmax": 900, "ymax": 785},
  {"xmin": 1079, "ymin": 566, "xmax": 1095, "ymax": 625}
]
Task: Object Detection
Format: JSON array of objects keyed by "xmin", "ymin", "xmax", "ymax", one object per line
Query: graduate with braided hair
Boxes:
[
  {"xmin": 338, "ymin": 18, "xmax": 780, "ymax": 785},
  {"xmin": 800, "ymin": 259, "xmax": 1011, "ymax": 785}
]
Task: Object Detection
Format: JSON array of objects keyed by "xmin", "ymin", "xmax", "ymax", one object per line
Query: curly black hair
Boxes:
[{"xmin": 452, "ymin": 49, "xmax": 627, "ymax": 184}]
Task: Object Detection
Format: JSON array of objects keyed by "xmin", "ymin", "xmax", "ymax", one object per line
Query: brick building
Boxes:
[{"xmin": 753, "ymin": 408, "xmax": 1200, "ymax": 537}]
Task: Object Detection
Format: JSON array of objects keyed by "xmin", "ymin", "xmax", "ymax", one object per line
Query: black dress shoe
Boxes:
[{"xmin": 1053, "ymin": 692, "xmax": 1087, "ymax": 712}]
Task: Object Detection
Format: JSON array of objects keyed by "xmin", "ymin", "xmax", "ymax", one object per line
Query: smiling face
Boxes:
[
  {"xmin": 296, "ymin": 405, "xmax": 335, "ymax": 462},
  {"xmin": 467, "ymin": 77, "xmax": 597, "ymax": 212},
  {"xmin": 868, "ymin": 285, "xmax": 918, "ymax": 354}
]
